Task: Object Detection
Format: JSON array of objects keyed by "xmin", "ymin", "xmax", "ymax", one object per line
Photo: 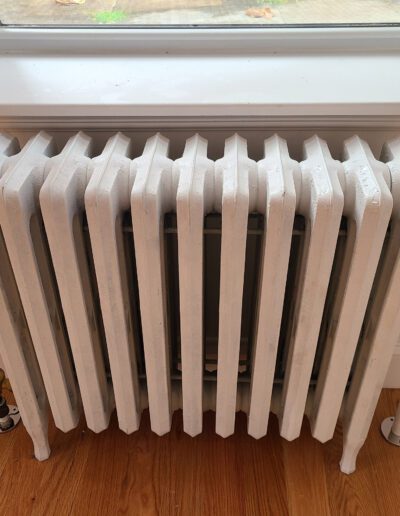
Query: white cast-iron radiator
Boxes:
[{"xmin": 0, "ymin": 130, "xmax": 399, "ymax": 474}]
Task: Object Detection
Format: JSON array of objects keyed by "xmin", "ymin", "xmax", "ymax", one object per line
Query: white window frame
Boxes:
[{"xmin": 0, "ymin": 26, "xmax": 400, "ymax": 53}]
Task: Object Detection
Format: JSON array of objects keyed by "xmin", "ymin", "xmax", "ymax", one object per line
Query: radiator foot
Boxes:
[
  {"xmin": 339, "ymin": 456, "xmax": 357, "ymax": 475},
  {"xmin": 340, "ymin": 440, "xmax": 361, "ymax": 475},
  {"xmin": 33, "ymin": 440, "xmax": 51, "ymax": 461}
]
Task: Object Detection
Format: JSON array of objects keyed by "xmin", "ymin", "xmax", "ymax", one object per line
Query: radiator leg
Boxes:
[
  {"xmin": 340, "ymin": 438, "xmax": 362, "ymax": 474},
  {"xmin": 31, "ymin": 432, "xmax": 51, "ymax": 461}
]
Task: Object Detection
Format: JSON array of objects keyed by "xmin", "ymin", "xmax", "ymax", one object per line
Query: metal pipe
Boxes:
[{"xmin": 381, "ymin": 401, "xmax": 400, "ymax": 446}]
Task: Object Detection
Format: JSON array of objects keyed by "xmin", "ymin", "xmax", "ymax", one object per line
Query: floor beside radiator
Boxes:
[{"xmin": 0, "ymin": 388, "xmax": 399, "ymax": 515}]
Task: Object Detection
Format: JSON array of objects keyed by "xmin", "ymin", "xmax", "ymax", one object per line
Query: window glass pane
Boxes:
[{"xmin": 1, "ymin": 0, "xmax": 400, "ymax": 26}]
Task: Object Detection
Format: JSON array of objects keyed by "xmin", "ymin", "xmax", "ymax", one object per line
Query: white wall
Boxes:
[{"xmin": 384, "ymin": 348, "xmax": 400, "ymax": 388}]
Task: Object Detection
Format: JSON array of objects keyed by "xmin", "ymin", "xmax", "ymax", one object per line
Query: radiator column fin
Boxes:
[
  {"xmin": 280, "ymin": 136, "xmax": 344, "ymax": 441},
  {"xmin": 131, "ymin": 134, "xmax": 173, "ymax": 435},
  {"xmin": 1, "ymin": 130, "xmax": 399, "ymax": 475},
  {"xmin": 40, "ymin": 132, "xmax": 114, "ymax": 434},
  {"xmin": 85, "ymin": 132, "xmax": 141, "ymax": 434},
  {"xmin": 0, "ymin": 134, "xmax": 50, "ymax": 460},
  {"xmin": 248, "ymin": 135, "xmax": 297, "ymax": 439},
  {"xmin": 175, "ymin": 135, "xmax": 214, "ymax": 437},
  {"xmin": 0, "ymin": 132, "xmax": 80, "ymax": 432},
  {"xmin": 311, "ymin": 136, "xmax": 393, "ymax": 443},
  {"xmin": 339, "ymin": 138, "xmax": 399, "ymax": 474},
  {"xmin": 215, "ymin": 134, "xmax": 256, "ymax": 437}
]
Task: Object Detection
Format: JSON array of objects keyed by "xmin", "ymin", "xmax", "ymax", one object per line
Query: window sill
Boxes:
[{"xmin": 0, "ymin": 27, "xmax": 399, "ymax": 127}]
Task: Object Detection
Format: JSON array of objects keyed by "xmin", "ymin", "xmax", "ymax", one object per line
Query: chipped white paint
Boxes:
[
  {"xmin": 40, "ymin": 133, "xmax": 113, "ymax": 434},
  {"xmin": 85, "ymin": 133, "xmax": 141, "ymax": 434},
  {"xmin": 0, "ymin": 132, "xmax": 80, "ymax": 433}
]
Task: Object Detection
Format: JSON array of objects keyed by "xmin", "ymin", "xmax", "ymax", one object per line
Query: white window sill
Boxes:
[{"xmin": 0, "ymin": 27, "xmax": 399, "ymax": 127}]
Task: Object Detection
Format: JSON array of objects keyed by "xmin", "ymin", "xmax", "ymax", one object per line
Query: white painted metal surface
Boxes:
[
  {"xmin": 0, "ymin": 134, "xmax": 50, "ymax": 460},
  {"xmin": 0, "ymin": 130, "xmax": 399, "ymax": 474},
  {"xmin": 215, "ymin": 135, "xmax": 256, "ymax": 438},
  {"xmin": 0, "ymin": 132, "xmax": 80, "ymax": 433},
  {"xmin": 175, "ymin": 135, "xmax": 214, "ymax": 437},
  {"xmin": 248, "ymin": 135, "xmax": 297, "ymax": 439},
  {"xmin": 311, "ymin": 136, "xmax": 392, "ymax": 443},
  {"xmin": 279, "ymin": 136, "xmax": 344, "ymax": 441},
  {"xmin": 339, "ymin": 137, "xmax": 400, "ymax": 473},
  {"xmin": 131, "ymin": 134, "xmax": 174, "ymax": 436},
  {"xmin": 85, "ymin": 133, "xmax": 141, "ymax": 434},
  {"xmin": 40, "ymin": 133, "xmax": 113, "ymax": 434}
]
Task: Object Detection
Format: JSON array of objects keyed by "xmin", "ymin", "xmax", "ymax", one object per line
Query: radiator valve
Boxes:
[{"xmin": 0, "ymin": 369, "xmax": 20, "ymax": 434}]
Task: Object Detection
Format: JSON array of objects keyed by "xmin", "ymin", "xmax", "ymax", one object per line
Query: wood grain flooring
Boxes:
[{"xmin": 0, "ymin": 388, "xmax": 399, "ymax": 516}]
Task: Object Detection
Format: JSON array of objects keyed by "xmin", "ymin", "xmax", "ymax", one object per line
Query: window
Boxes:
[{"xmin": 1, "ymin": 0, "xmax": 400, "ymax": 26}]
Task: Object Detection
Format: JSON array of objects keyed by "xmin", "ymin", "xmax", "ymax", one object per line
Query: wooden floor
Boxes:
[{"xmin": 0, "ymin": 388, "xmax": 399, "ymax": 516}]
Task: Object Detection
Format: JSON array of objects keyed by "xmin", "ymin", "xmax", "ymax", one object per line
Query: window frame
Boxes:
[{"xmin": 1, "ymin": 26, "xmax": 400, "ymax": 54}]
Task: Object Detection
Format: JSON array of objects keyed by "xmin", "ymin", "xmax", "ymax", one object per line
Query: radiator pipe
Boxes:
[
  {"xmin": 0, "ymin": 398, "xmax": 14, "ymax": 431},
  {"xmin": 381, "ymin": 402, "xmax": 400, "ymax": 446},
  {"xmin": 0, "ymin": 369, "xmax": 14, "ymax": 432}
]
